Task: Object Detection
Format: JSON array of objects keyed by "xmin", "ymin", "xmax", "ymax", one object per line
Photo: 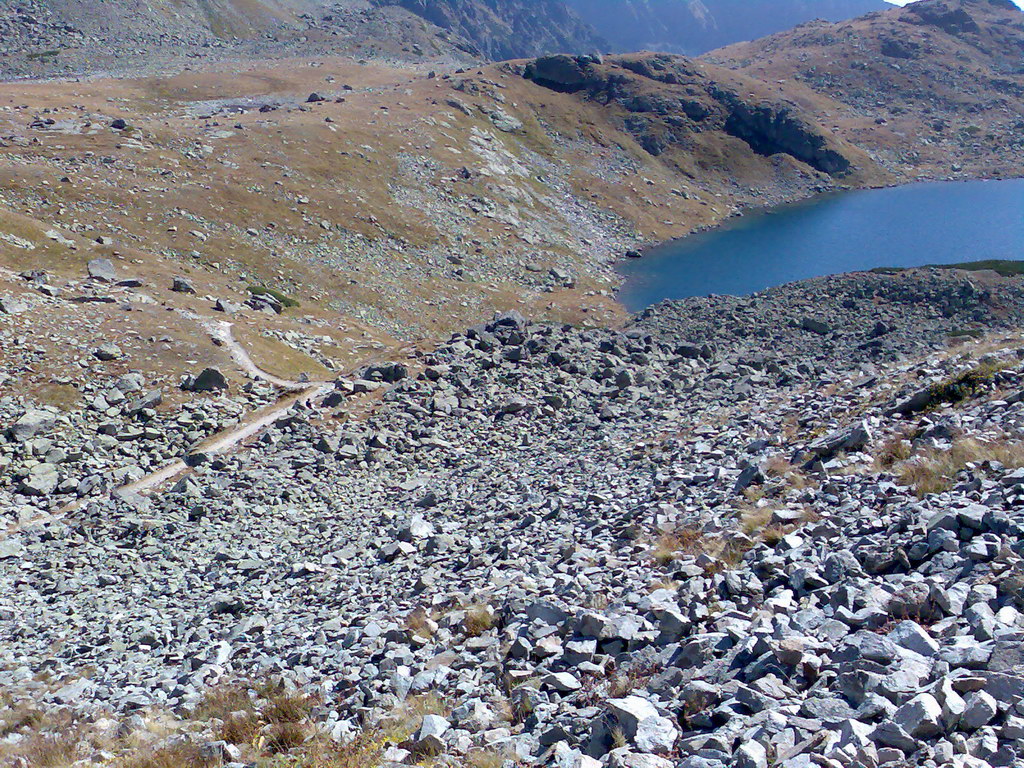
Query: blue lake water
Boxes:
[{"xmin": 616, "ymin": 179, "xmax": 1024, "ymax": 311}]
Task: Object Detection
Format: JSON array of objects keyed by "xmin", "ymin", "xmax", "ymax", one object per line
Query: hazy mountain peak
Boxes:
[{"xmin": 563, "ymin": 0, "xmax": 891, "ymax": 54}]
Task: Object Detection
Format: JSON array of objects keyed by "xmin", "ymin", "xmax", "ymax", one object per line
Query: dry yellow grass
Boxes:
[
  {"xmin": 0, "ymin": 680, "xmax": 454, "ymax": 768},
  {"xmin": 739, "ymin": 506, "xmax": 775, "ymax": 536},
  {"xmin": 648, "ymin": 578, "xmax": 679, "ymax": 593},
  {"xmin": 0, "ymin": 700, "xmax": 45, "ymax": 737},
  {"xmin": 255, "ymin": 730, "xmax": 386, "ymax": 768},
  {"xmin": 0, "ymin": 704, "xmax": 85, "ymax": 767},
  {"xmin": 376, "ymin": 693, "xmax": 449, "ymax": 746},
  {"xmin": 192, "ymin": 684, "xmax": 264, "ymax": 747},
  {"xmin": 761, "ymin": 454, "xmax": 792, "ymax": 478},
  {"xmin": 32, "ymin": 383, "xmax": 85, "ymax": 411},
  {"xmin": 874, "ymin": 431, "xmax": 916, "ymax": 471},
  {"xmin": 234, "ymin": 328, "xmax": 335, "ymax": 382},
  {"xmin": 760, "ymin": 524, "xmax": 790, "ymax": 546},
  {"xmin": 739, "ymin": 505, "xmax": 797, "ymax": 546},
  {"xmin": 465, "ymin": 749, "xmax": 519, "ymax": 768},
  {"xmin": 262, "ymin": 689, "xmax": 318, "ymax": 726},
  {"xmin": 896, "ymin": 436, "xmax": 1024, "ymax": 497},
  {"xmin": 404, "ymin": 606, "xmax": 437, "ymax": 639},
  {"xmin": 193, "ymin": 683, "xmax": 256, "ymax": 721},
  {"xmin": 604, "ymin": 660, "xmax": 663, "ymax": 700},
  {"xmin": 117, "ymin": 741, "xmax": 217, "ymax": 768},
  {"xmin": 11, "ymin": 732, "xmax": 79, "ymax": 768},
  {"xmin": 651, "ymin": 525, "xmax": 753, "ymax": 572},
  {"xmin": 737, "ymin": 498, "xmax": 822, "ymax": 544},
  {"xmin": 651, "ymin": 526, "xmax": 707, "ymax": 566},
  {"xmin": 463, "ymin": 604, "xmax": 496, "ymax": 637}
]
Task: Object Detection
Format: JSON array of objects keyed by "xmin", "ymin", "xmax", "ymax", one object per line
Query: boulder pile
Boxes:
[{"xmin": 2, "ymin": 269, "xmax": 1024, "ymax": 768}]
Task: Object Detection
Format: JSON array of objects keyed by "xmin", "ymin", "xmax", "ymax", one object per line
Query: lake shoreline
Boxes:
[
  {"xmin": 615, "ymin": 177, "xmax": 1024, "ymax": 311},
  {"xmin": 621, "ymin": 174, "xmax": 1024, "ymax": 269}
]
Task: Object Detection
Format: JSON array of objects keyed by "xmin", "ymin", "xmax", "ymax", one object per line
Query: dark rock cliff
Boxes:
[{"xmin": 379, "ymin": 0, "xmax": 606, "ymax": 60}]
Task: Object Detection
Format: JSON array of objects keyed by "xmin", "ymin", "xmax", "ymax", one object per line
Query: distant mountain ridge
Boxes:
[
  {"xmin": 2, "ymin": 0, "xmax": 1006, "ymax": 79},
  {"xmin": 380, "ymin": 0, "xmax": 894, "ymax": 59},
  {"xmin": 564, "ymin": 0, "xmax": 890, "ymax": 54},
  {"xmin": 1, "ymin": 0, "xmax": 607, "ymax": 76}
]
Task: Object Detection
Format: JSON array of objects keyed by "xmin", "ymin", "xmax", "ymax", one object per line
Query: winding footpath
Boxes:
[
  {"xmin": 115, "ymin": 321, "xmax": 334, "ymax": 498},
  {"xmin": 207, "ymin": 319, "xmax": 330, "ymax": 391},
  {"xmin": 6, "ymin": 319, "xmax": 336, "ymax": 533}
]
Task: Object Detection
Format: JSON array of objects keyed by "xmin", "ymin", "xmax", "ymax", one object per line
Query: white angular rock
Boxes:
[
  {"xmin": 607, "ymin": 696, "xmax": 678, "ymax": 753},
  {"xmin": 10, "ymin": 409, "xmax": 56, "ymax": 442},
  {"xmin": 894, "ymin": 693, "xmax": 944, "ymax": 738},
  {"xmin": 735, "ymin": 740, "xmax": 769, "ymax": 768},
  {"xmin": 887, "ymin": 621, "xmax": 939, "ymax": 657},
  {"xmin": 961, "ymin": 691, "xmax": 998, "ymax": 731},
  {"xmin": 606, "ymin": 748, "xmax": 674, "ymax": 768}
]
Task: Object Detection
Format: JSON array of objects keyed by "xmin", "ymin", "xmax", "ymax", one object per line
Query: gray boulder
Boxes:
[
  {"xmin": 806, "ymin": 420, "xmax": 871, "ymax": 462},
  {"xmin": 893, "ymin": 693, "xmax": 943, "ymax": 738},
  {"xmin": 10, "ymin": 409, "xmax": 56, "ymax": 442},
  {"xmin": 19, "ymin": 463, "xmax": 60, "ymax": 496},
  {"xmin": 601, "ymin": 696, "xmax": 678, "ymax": 754},
  {"xmin": 0, "ymin": 295, "xmax": 28, "ymax": 314},
  {"xmin": 171, "ymin": 276, "xmax": 196, "ymax": 294},
  {"xmin": 801, "ymin": 316, "xmax": 831, "ymax": 335},
  {"xmin": 93, "ymin": 342, "xmax": 122, "ymax": 361},
  {"xmin": 87, "ymin": 258, "xmax": 117, "ymax": 282}
]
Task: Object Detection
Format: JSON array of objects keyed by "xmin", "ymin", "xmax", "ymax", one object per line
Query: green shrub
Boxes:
[
  {"xmin": 247, "ymin": 285, "xmax": 299, "ymax": 308},
  {"xmin": 927, "ymin": 362, "xmax": 1002, "ymax": 407}
]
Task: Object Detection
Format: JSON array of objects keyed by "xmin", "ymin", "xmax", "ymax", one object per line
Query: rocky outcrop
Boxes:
[
  {"xmin": 522, "ymin": 53, "xmax": 607, "ymax": 92},
  {"xmin": 712, "ymin": 89, "xmax": 852, "ymax": 175},
  {"xmin": 903, "ymin": 0, "xmax": 990, "ymax": 35},
  {"xmin": 524, "ymin": 52, "xmax": 856, "ymax": 175}
]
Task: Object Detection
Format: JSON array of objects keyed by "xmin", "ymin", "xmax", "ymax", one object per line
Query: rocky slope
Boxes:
[
  {"xmin": 0, "ymin": 0, "xmax": 605, "ymax": 80},
  {"xmin": 0, "ymin": 0, "xmax": 478, "ymax": 80},
  {"xmin": 516, "ymin": 0, "xmax": 1024, "ymax": 205},
  {"xmin": 564, "ymin": 0, "xmax": 889, "ymax": 55},
  {"xmin": 521, "ymin": 53, "xmax": 870, "ymax": 177},
  {"xmin": 3, "ymin": 268, "xmax": 1024, "ymax": 768},
  {"xmin": 0, "ymin": 3, "xmax": 1023, "ymax": 767},
  {"xmin": 0, "ymin": 39, "xmax": 888, "ymax": 387}
]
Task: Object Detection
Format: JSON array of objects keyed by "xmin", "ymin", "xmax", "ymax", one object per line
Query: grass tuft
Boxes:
[
  {"xmin": 404, "ymin": 606, "xmax": 436, "ymax": 639},
  {"xmin": 739, "ymin": 506, "xmax": 774, "ymax": 536},
  {"xmin": 463, "ymin": 604, "xmax": 496, "ymax": 637},
  {"xmin": 117, "ymin": 740, "xmax": 215, "ymax": 768},
  {"xmin": 895, "ymin": 436, "xmax": 1024, "ymax": 497},
  {"xmin": 15, "ymin": 732, "xmax": 78, "ymax": 768},
  {"xmin": 651, "ymin": 526, "xmax": 707, "ymax": 566}
]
